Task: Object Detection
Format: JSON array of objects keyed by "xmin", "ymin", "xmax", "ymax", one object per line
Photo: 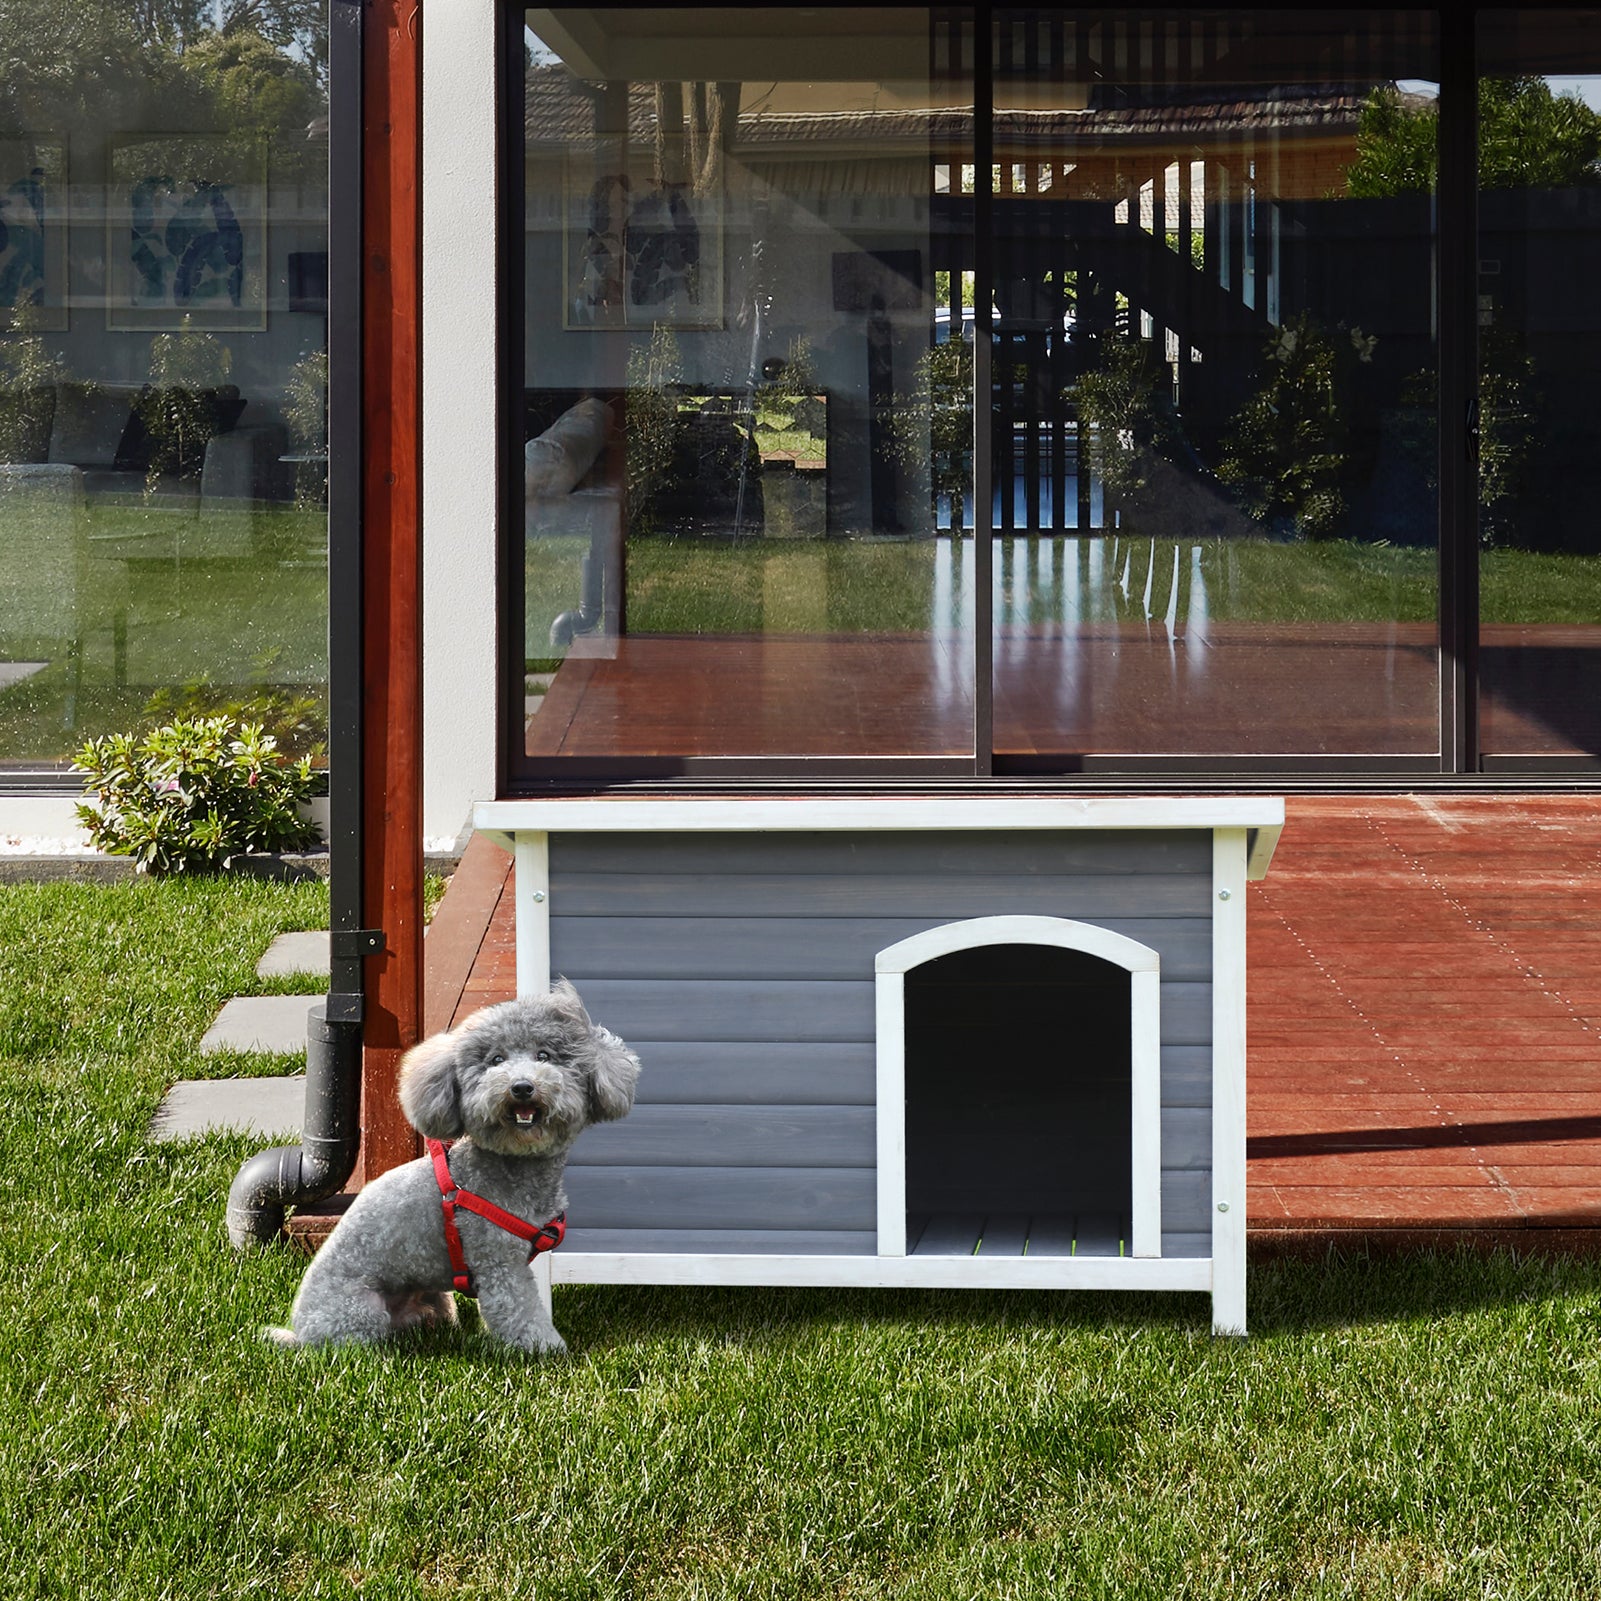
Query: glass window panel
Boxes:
[
  {"xmin": 989, "ymin": 10, "xmax": 1440, "ymax": 763},
  {"xmin": 0, "ymin": 4, "xmax": 330, "ymax": 770},
  {"xmin": 1477, "ymin": 10, "xmax": 1601, "ymax": 762},
  {"xmin": 521, "ymin": 7, "xmax": 974, "ymax": 763}
]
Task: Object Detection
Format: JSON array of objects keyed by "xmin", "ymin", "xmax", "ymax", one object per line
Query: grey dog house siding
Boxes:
[{"xmin": 551, "ymin": 829, "xmax": 1216, "ymax": 1257}]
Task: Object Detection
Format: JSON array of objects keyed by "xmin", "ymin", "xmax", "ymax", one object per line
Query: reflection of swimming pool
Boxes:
[{"xmin": 935, "ymin": 420, "xmax": 1108, "ymax": 532}]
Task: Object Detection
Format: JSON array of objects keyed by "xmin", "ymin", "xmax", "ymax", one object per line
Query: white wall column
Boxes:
[{"xmin": 422, "ymin": 0, "xmax": 501, "ymax": 851}]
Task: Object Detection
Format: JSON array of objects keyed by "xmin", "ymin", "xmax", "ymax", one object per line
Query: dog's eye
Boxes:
[
  {"xmin": 536, "ymin": 1049, "xmax": 550, "ymax": 1062},
  {"xmin": 487, "ymin": 1051, "xmax": 506, "ymax": 1066}
]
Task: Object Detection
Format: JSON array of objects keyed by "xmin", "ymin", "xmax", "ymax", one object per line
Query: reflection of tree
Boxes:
[
  {"xmin": 1347, "ymin": 78, "xmax": 1601, "ymax": 196},
  {"xmin": 0, "ymin": 0, "xmax": 326, "ymax": 164},
  {"xmin": 1474, "ymin": 330, "xmax": 1538, "ymax": 547},
  {"xmin": 1346, "ymin": 77, "xmax": 1584, "ymax": 551},
  {"xmin": 625, "ymin": 325, "xmax": 683, "ymax": 538},
  {"xmin": 650, "ymin": 82, "xmax": 737, "ymax": 197},
  {"xmin": 283, "ymin": 347, "xmax": 328, "ymax": 509},
  {"xmin": 886, "ymin": 336, "xmax": 972, "ymax": 527},
  {"xmin": 138, "ymin": 318, "xmax": 233, "ymax": 487},
  {"xmin": 1074, "ymin": 336, "xmax": 1184, "ymax": 504},
  {"xmin": 0, "ymin": 299, "xmax": 61, "ymax": 459},
  {"xmin": 1217, "ymin": 314, "xmax": 1364, "ymax": 541},
  {"xmin": 1395, "ymin": 332, "xmax": 1539, "ymax": 550}
]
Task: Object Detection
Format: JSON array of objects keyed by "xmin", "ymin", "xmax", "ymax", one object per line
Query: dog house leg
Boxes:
[
  {"xmin": 1211, "ymin": 827, "xmax": 1250, "ymax": 1337},
  {"xmin": 532, "ymin": 1248, "xmax": 555, "ymax": 1324}
]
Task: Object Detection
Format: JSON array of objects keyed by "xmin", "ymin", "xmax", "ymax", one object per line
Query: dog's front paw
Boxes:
[{"xmin": 527, "ymin": 1328, "xmax": 569, "ymax": 1359}]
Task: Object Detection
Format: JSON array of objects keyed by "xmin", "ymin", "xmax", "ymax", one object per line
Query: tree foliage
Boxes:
[{"xmin": 1347, "ymin": 77, "xmax": 1601, "ymax": 197}]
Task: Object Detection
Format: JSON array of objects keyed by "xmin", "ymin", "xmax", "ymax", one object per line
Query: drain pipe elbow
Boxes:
[{"xmin": 227, "ymin": 1002, "xmax": 361, "ymax": 1250}]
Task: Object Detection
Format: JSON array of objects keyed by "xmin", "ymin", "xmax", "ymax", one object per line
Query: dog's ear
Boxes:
[
  {"xmin": 582, "ymin": 1023, "xmax": 641, "ymax": 1124},
  {"xmin": 543, "ymin": 977, "xmax": 588, "ymax": 1023},
  {"xmin": 398, "ymin": 1026, "xmax": 466, "ymax": 1140}
]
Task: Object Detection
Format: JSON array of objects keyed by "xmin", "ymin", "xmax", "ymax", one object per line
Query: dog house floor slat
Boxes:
[
  {"xmin": 911, "ymin": 1215, "xmax": 985, "ymax": 1257},
  {"xmin": 1024, "ymin": 1216, "xmax": 1078, "ymax": 1257},
  {"xmin": 977, "ymin": 1215, "xmax": 1030, "ymax": 1257},
  {"xmin": 906, "ymin": 1213, "xmax": 1133, "ymax": 1258},
  {"xmin": 1073, "ymin": 1213, "xmax": 1126, "ymax": 1257}
]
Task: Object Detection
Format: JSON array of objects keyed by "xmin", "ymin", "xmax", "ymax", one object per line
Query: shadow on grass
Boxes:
[
  {"xmin": 534, "ymin": 1247, "xmax": 1601, "ymax": 1353},
  {"xmin": 239, "ymin": 1253, "xmax": 1601, "ymax": 1374}
]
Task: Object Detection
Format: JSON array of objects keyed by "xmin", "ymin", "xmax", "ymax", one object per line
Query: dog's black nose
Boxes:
[{"xmin": 510, "ymin": 1079, "xmax": 537, "ymax": 1102}]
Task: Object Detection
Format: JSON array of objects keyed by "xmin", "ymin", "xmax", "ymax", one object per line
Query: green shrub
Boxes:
[{"xmin": 73, "ymin": 716, "xmax": 321, "ymax": 875}]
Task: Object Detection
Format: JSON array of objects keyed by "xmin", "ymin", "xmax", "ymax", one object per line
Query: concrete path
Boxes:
[
  {"xmin": 151, "ymin": 1075, "xmax": 304, "ymax": 1143},
  {"xmin": 152, "ymin": 929, "xmax": 330, "ymax": 1141},
  {"xmin": 199, "ymin": 995, "xmax": 319, "ymax": 1055},
  {"xmin": 255, "ymin": 930, "xmax": 330, "ymax": 978}
]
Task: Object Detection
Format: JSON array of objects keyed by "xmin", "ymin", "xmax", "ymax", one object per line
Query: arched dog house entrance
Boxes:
[{"xmin": 876, "ymin": 917, "xmax": 1161, "ymax": 1261}]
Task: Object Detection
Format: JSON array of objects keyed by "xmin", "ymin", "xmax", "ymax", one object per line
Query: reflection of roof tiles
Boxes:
[{"xmin": 525, "ymin": 64, "xmax": 1372, "ymax": 149}]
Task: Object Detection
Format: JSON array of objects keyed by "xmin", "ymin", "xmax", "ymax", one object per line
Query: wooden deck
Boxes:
[{"xmin": 427, "ymin": 796, "xmax": 1601, "ymax": 1253}]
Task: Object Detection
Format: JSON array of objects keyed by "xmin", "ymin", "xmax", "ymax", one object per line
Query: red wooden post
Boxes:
[{"xmin": 357, "ymin": 0, "xmax": 424, "ymax": 1183}]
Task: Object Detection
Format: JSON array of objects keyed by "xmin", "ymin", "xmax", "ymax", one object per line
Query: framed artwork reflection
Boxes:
[
  {"xmin": 563, "ymin": 152, "xmax": 723, "ymax": 331},
  {"xmin": 0, "ymin": 137, "xmax": 68, "ymax": 332},
  {"xmin": 107, "ymin": 134, "xmax": 268, "ymax": 331}
]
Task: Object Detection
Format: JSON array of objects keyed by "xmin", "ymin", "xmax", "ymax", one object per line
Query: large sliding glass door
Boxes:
[
  {"xmin": 988, "ymin": 11, "xmax": 1440, "ymax": 765},
  {"xmin": 520, "ymin": 7, "xmax": 975, "ymax": 769},
  {"xmin": 1476, "ymin": 9, "xmax": 1601, "ymax": 766},
  {"xmin": 509, "ymin": 4, "xmax": 1599, "ymax": 783}
]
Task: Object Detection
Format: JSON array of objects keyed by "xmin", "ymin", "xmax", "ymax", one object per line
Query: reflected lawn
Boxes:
[
  {"xmin": 527, "ymin": 532, "xmax": 1601, "ymax": 644},
  {"xmin": 0, "ymin": 504, "xmax": 327, "ymax": 765}
]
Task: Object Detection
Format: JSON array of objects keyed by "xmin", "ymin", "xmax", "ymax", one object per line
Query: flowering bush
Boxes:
[{"xmin": 73, "ymin": 716, "xmax": 322, "ymax": 875}]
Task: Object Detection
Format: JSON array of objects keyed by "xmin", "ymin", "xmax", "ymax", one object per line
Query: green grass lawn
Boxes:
[{"xmin": 4, "ymin": 874, "xmax": 1601, "ymax": 1597}]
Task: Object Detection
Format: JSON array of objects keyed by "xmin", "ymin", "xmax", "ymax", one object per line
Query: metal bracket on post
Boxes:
[
  {"xmin": 331, "ymin": 928, "xmax": 386, "ymax": 961},
  {"xmin": 327, "ymin": 928, "xmax": 386, "ymax": 1023}
]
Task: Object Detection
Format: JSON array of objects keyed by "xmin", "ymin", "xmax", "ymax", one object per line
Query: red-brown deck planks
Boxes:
[
  {"xmin": 1249, "ymin": 795, "xmax": 1601, "ymax": 1250},
  {"xmin": 427, "ymin": 795, "xmax": 1601, "ymax": 1250}
]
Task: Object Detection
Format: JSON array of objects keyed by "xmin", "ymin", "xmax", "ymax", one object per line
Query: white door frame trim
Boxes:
[{"xmin": 874, "ymin": 914, "xmax": 1162, "ymax": 1260}]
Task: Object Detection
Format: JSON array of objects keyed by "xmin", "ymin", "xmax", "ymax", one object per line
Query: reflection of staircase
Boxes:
[{"xmin": 936, "ymin": 179, "xmax": 1278, "ymax": 534}]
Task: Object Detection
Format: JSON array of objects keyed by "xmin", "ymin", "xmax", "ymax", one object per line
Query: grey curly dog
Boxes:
[{"xmin": 266, "ymin": 982, "xmax": 640, "ymax": 1354}]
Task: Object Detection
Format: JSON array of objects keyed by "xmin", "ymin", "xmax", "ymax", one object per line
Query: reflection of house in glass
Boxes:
[
  {"xmin": 516, "ymin": 10, "xmax": 1463, "ymax": 771},
  {"xmin": 496, "ymin": 8, "xmax": 1601, "ymax": 780},
  {"xmin": 0, "ymin": 21, "xmax": 329, "ymax": 776}
]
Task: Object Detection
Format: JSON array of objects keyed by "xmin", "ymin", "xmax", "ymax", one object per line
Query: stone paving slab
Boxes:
[
  {"xmin": 256, "ymin": 930, "xmax": 331, "ymax": 978},
  {"xmin": 200, "ymin": 995, "xmax": 317, "ymax": 1055},
  {"xmin": 150, "ymin": 1076, "xmax": 303, "ymax": 1142}
]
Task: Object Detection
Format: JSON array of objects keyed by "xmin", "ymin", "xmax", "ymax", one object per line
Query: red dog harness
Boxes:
[{"xmin": 427, "ymin": 1137, "xmax": 566, "ymax": 1296}]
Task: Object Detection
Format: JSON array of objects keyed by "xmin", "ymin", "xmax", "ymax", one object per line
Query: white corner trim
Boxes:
[
  {"xmin": 1210, "ymin": 827, "xmax": 1250, "ymax": 1336},
  {"xmin": 1246, "ymin": 822, "xmax": 1283, "ymax": 881},
  {"xmin": 513, "ymin": 832, "xmax": 551, "ymax": 998},
  {"xmin": 874, "ymin": 915, "xmax": 1163, "ymax": 1262}
]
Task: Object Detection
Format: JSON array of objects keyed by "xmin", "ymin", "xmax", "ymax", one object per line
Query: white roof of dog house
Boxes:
[{"xmin": 475, "ymin": 796, "xmax": 1284, "ymax": 880}]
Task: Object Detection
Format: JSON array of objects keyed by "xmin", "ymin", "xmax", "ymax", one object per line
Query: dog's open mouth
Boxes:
[{"xmin": 512, "ymin": 1107, "xmax": 544, "ymax": 1129}]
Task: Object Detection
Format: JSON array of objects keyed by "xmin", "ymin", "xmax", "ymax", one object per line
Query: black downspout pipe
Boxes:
[{"xmin": 228, "ymin": 0, "xmax": 368, "ymax": 1249}]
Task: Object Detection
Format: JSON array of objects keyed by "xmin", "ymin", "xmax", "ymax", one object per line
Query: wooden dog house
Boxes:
[{"xmin": 475, "ymin": 796, "xmax": 1281, "ymax": 1334}]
